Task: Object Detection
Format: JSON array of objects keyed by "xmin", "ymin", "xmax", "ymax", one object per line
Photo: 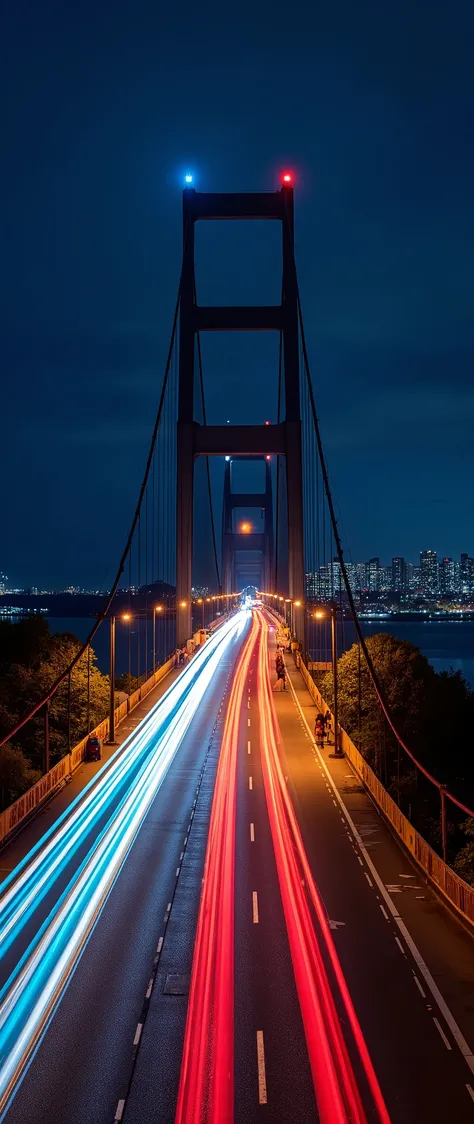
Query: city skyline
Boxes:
[{"xmin": 2, "ymin": 547, "xmax": 474, "ymax": 598}]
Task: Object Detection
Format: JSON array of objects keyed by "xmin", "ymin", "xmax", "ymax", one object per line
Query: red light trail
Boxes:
[
  {"xmin": 257, "ymin": 611, "xmax": 390, "ymax": 1123},
  {"xmin": 175, "ymin": 615, "xmax": 258, "ymax": 1124}
]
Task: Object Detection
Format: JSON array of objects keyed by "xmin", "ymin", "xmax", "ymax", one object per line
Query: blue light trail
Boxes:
[{"xmin": 0, "ymin": 610, "xmax": 249, "ymax": 1118}]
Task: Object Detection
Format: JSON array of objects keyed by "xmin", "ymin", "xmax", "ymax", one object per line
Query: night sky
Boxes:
[{"xmin": 2, "ymin": 0, "xmax": 473, "ymax": 590}]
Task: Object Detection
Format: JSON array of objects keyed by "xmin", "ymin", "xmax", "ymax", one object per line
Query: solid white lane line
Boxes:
[
  {"xmin": 249, "ymin": 777, "xmax": 253, "ymax": 790},
  {"xmin": 433, "ymin": 1017, "xmax": 452, "ymax": 1051},
  {"xmin": 287, "ymin": 673, "xmax": 474, "ymax": 1077},
  {"xmin": 133, "ymin": 1023, "xmax": 143, "ymax": 1046},
  {"xmin": 250, "ymin": 822, "xmax": 255, "ymax": 842},
  {"xmin": 252, "ymin": 892, "xmax": 259, "ymax": 923},
  {"xmin": 256, "ymin": 1030, "xmax": 268, "ymax": 1104},
  {"xmin": 413, "ymin": 974, "xmax": 426, "ymax": 999}
]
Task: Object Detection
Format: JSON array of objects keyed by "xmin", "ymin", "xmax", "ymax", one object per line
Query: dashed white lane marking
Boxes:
[
  {"xmin": 249, "ymin": 776, "xmax": 253, "ymax": 790},
  {"xmin": 248, "ymin": 740, "xmax": 251, "ymax": 754},
  {"xmin": 287, "ymin": 673, "xmax": 474, "ymax": 1077},
  {"xmin": 114, "ymin": 1099, "xmax": 125, "ymax": 1122},
  {"xmin": 252, "ymin": 892, "xmax": 259, "ymax": 923},
  {"xmin": 248, "ymin": 718, "xmax": 251, "ymax": 727},
  {"xmin": 357, "ymin": 856, "xmax": 364, "ymax": 866},
  {"xmin": 433, "ymin": 1017, "xmax": 452, "ymax": 1051},
  {"xmin": 176, "ymin": 867, "xmax": 180, "ymax": 877},
  {"xmin": 413, "ymin": 974, "xmax": 426, "ymax": 999},
  {"xmin": 156, "ymin": 936, "xmax": 163, "ymax": 953},
  {"xmin": 248, "ymin": 698, "xmax": 251, "ymax": 708},
  {"xmin": 466, "ymin": 1084, "xmax": 474, "ymax": 1104},
  {"xmin": 380, "ymin": 905, "xmax": 389, "ymax": 921},
  {"xmin": 395, "ymin": 936, "xmax": 406, "ymax": 957},
  {"xmin": 256, "ymin": 1030, "xmax": 268, "ymax": 1104},
  {"xmin": 146, "ymin": 978, "xmax": 153, "ymax": 999},
  {"xmin": 133, "ymin": 1023, "xmax": 143, "ymax": 1046},
  {"xmin": 250, "ymin": 822, "xmax": 255, "ymax": 842},
  {"xmin": 180, "ymin": 851, "xmax": 184, "ymax": 861},
  {"xmin": 365, "ymin": 873, "xmax": 373, "ymax": 888}
]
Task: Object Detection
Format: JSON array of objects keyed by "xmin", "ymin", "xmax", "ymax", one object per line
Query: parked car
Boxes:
[{"xmin": 85, "ymin": 735, "xmax": 101, "ymax": 762}]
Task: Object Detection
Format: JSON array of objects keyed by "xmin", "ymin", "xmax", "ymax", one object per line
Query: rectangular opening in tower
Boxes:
[{"xmin": 194, "ymin": 220, "xmax": 281, "ymax": 307}]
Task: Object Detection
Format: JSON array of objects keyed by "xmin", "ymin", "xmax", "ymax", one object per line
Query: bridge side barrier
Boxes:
[
  {"xmin": 0, "ymin": 653, "xmax": 177, "ymax": 851},
  {"xmin": 298, "ymin": 656, "xmax": 474, "ymax": 930}
]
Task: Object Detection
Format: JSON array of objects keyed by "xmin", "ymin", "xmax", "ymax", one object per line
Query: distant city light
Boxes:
[
  {"xmin": 225, "ymin": 456, "xmax": 231, "ymax": 461},
  {"xmin": 184, "ymin": 173, "xmax": 193, "ymax": 184}
]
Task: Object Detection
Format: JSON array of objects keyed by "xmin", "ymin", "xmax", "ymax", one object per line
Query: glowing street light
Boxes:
[{"xmin": 240, "ymin": 522, "xmax": 251, "ymax": 534}]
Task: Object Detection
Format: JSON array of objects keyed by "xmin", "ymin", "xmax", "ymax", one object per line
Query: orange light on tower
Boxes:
[
  {"xmin": 240, "ymin": 522, "xmax": 251, "ymax": 534},
  {"xmin": 122, "ymin": 613, "xmax": 131, "ymax": 622}
]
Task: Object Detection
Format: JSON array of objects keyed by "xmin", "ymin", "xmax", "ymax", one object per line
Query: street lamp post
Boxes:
[
  {"xmin": 328, "ymin": 604, "xmax": 342, "ymax": 758},
  {"xmin": 106, "ymin": 616, "xmax": 117, "ymax": 745},
  {"xmin": 153, "ymin": 606, "xmax": 163, "ymax": 674},
  {"xmin": 87, "ymin": 645, "xmax": 91, "ymax": 734},
  {"xmin": 313, "ymin": 604, "xmax": 342, "ymax": 758}
]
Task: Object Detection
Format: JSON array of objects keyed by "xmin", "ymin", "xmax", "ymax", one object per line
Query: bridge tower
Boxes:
[
  {"xmin": 222, "ymin": 456, "xmax": 274, "ymax": 594},
  {"xmin": 176, "ymin": 184, "xmax": 304, "ymax": 643}
]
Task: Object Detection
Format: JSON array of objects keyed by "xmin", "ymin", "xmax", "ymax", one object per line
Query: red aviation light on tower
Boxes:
[{"xmin": 281, "ymin": 170, "xmax": 293, "ymax": 185}]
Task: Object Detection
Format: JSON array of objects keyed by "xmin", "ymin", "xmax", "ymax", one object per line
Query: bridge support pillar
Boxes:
[{"xmin": 176, "ymin": 422, "xmax": 194, "ymax": 644}]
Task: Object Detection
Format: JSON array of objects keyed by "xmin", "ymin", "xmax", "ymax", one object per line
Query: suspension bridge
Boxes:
[{"xmin": 0, "ymin": 178, "xmax": 474, "ymax": 1124}]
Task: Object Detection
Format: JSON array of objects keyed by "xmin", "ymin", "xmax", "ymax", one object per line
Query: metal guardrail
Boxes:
[{"xmin": 298, "ymin": 656, "xmax": 474, "ymax": 930}]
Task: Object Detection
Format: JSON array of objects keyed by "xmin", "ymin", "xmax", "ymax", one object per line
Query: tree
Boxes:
[
  {"xmin": 0, "ymin": 744, "xmax": 41, "ymax": 809},
  {"xmin": 318, "ymin": 634, "xmax": 474, "ymax": 840},
  {"xmin": 0, "ymin": 627, "xmax": 109, "ymax": 769},
  {"xmin": 453, "ymin": 819, "xmax": 474, "ymax": 886}
]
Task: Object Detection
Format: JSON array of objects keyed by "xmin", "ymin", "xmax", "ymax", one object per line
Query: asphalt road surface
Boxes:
[{"xmin": 1, "ymin": 620, "xmax": 248, "ymax": 1124}]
